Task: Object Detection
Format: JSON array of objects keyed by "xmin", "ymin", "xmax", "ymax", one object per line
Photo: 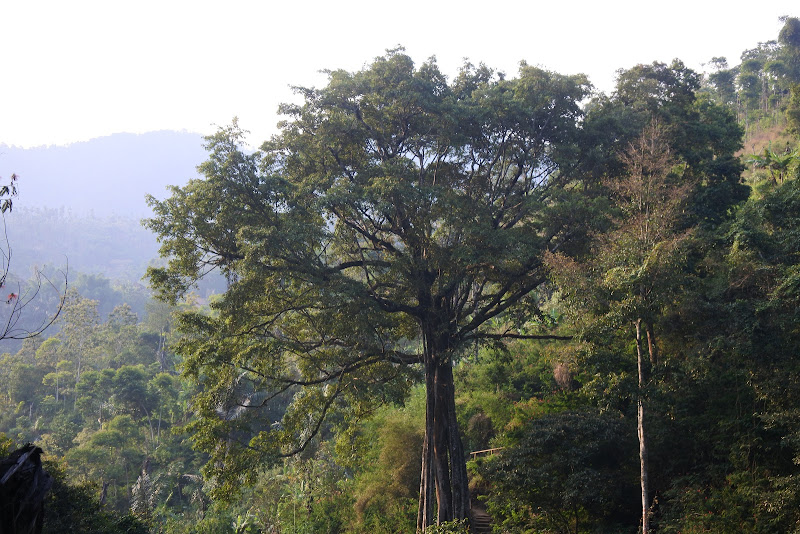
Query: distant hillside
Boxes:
[
  {"xmin": 0, "ymin": 131, "xmax": 210, "ymax": 284},
  {"xmin": 0, "ymin": 130, "xmax": 207, "ymax": 218},
  {"xmin": 4, "ymin": 208, "xmax": 160, "ymax": 282}
]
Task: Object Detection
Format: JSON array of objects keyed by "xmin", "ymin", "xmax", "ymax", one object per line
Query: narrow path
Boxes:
[
  {"xmin": 470, "ymin": 500, "xmax": 492, "ymax": 534},
  {"xmin": 468, "ymin": 448, "xmax": 501, "ymax": 533}
]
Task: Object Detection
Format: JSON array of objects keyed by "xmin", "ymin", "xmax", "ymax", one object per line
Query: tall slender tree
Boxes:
[
  {"xmin": 548, "ymin": 120, "xmax": 694, "ymax": 534},
  {"xmin": 58, "ymin": 289, "xmax": 100, "ymax": 385}
]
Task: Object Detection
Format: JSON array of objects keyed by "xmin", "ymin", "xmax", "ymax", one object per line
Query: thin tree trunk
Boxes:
[
  {"xmin": 646, "ymin": 322, "xmax": 658, "ymax": 367},
  {"xmin": 99, "ymin": 481, "xmax": 109, "ymax": 506},
  {"xmin": 636, "ymin": 319, "xmax": 650, "ymax": 534},
  {"xmin": 140, "ymin": 404, "xmax": 156, "ymax": 448}
]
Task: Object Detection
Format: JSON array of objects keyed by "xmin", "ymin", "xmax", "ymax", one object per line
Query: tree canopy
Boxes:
[{"xmin": 146, "ymin": 49, "xmax": 591, "ymax": 528}]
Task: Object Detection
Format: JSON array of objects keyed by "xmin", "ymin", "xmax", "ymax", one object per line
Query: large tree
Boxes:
[{"xmin": 146, "ymin": 50, "xmax": 589, "ymax": 529}]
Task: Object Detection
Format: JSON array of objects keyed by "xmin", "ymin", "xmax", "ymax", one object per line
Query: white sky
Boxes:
[{"xmin": 1, "ymin": 0, "xmax": 797, "ymax": 148}]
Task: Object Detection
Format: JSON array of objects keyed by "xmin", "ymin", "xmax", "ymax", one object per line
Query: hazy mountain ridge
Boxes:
[
  {"xmin": 4, "ymin": 208, "xmax": 159, "ymax": 282},
  {"xmin": 0, "ymin": 130, "xmax": 208, "ymax": 218},
  {"xmin": 0, "ymin": 131, "xmax": 210, "ymax": 283}
]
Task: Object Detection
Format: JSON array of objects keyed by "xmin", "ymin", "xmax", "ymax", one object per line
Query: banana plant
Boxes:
[{"xmin": 747, "ymin": 143, "xmax": 798, "ymax": 183}]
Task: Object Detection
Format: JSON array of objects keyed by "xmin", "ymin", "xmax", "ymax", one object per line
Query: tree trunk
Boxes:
[
  {"xmin": 635, "ymin": 319, "xmax": 650, "ymax": 534},
  {"xmin": 99, "ymin": 481, "xmax": 109, "ymax": 506},
  {"xmin": 417, "ymin": 359, "xmax": 436, "ymax": 529},
  {"xmin": 417, "ymin": 334, "xmax": 471, "ymax": 532},
  {"xmin": 645, "ymin": 322, "xmax": 658, "ymax": 367}
]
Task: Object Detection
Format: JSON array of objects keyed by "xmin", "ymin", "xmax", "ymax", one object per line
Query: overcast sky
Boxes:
[{"xmin": 1, "ymin": 0, "xmax": 797, "ymax": 148}]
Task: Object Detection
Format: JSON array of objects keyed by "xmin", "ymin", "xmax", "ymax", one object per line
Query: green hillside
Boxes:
[{"xmin": 3, "ymin": 17, "xmax": 800, "ymax": 534}]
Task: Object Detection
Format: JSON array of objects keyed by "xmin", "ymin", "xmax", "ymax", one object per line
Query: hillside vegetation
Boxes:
[{"xmin": 3, "ymin": 17, "xmax": 800, "ymax": 534}]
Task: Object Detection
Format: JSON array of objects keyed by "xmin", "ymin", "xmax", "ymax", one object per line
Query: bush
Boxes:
[
  {"xmin": 482, "ymin": 411, "xmax": 638, "ymax": 533},
  {"xmin": 425, "ymin": 518, "xmax": 470, "ymax": 533}
]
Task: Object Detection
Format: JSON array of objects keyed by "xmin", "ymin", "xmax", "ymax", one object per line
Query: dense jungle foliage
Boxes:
[{"xmin": 3, "ymin": 16, "xmax": 800, "ymax": 534}]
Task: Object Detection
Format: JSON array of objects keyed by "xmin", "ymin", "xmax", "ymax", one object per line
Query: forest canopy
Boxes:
[{"xmin": 4, "ymin": 16, "xmax": 800, "ymax": 534}]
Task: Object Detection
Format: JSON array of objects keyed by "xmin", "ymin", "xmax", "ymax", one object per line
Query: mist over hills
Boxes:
[
  {"xmin": 0, "ymin": 131, "xmax": 208, "ymax": 281},
  {"xmin": 0, "ymin": 130, "xmax": 207, "ymax": 218}
]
